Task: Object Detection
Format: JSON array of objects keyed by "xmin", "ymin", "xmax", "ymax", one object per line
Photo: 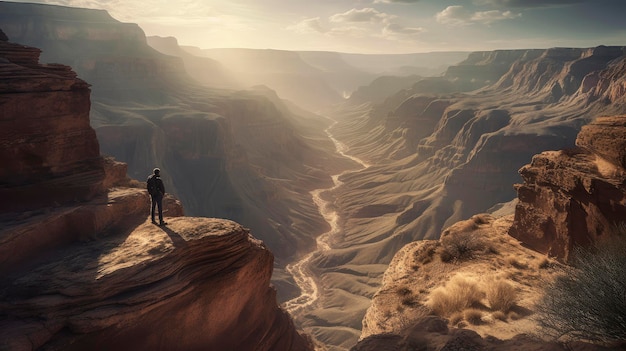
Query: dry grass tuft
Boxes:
[
  {"xmin": 463, "ymin": 308, "xmax": 484, "ymax": 325},
  {"xmin": 427, "ymin": 276, "xmax": 484, "ymax": 316},
  {"xmin": 508, "ymin": 311, "xmax": 522, "ymax": 320},
  {"xmin": 492, "ymin": 311, "xmax": 507, "ymax": 321},
  {"xmin": 507, "ymin": 256, "xmax": 528, "ymax": 269},
  {"xmin": 485, "ymin": 279, "xmax": 517, "ymax": 312},
  {"xmin": 449, "ymin": 312, "xmax": 464, "ymax": 326}
]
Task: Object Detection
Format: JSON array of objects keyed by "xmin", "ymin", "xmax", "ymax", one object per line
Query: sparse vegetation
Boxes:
[
  {"xmin": 449, "ymin": 312, "xmax": 464, "ymax": 326},
  {"xmin": 506, "ymin": 256, "xmax": 528, "ymax": 269},
  {"xmin": 440, "ymin": 231, "xmax": 486, "ymax": 262},
  {"xmin": 537, "ymin": 257, "xmax": 552, "ymax": 269},
  {"xmin": 427, "ymin": 276, "xmax": 483, "ymax": 316},
  {"xmin": 492, "ymin": 311, "xmax": 507, "ymax": 322},
  {"xmin": 485, "ymin": 279, "xmax": 517, "ymax": 312},
  {"xmin": 536, "ymin": 235, "xmax": 626, "ymax": 345},
  {"xmin": 401, "ymin": 295, "xmax": 420, "ymax": 307}
]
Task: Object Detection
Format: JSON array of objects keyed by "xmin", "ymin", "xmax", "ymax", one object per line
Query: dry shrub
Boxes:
[
  {"xmin": 427, "ymin": 276, "xmax": 484, "ymax": 316},
  {"xmin": 440, "ymin": 231, "xmax": 486, "ymax": 262},
  {"xmin": 536, "ymin": 235, "xmax": 626, "ymax": 345},
  {"xmin": 413, "ymin": 242, "xmax": 437, "ymax": 264},
  {"xmin": 401, "ymin": 295, "xmax": 420, "ymax": 307},
  {"xmin": 471, "ymin": 214, "xmax": 491, "ymax": 225},
  {"xmin": 492, "ymin": 311, "xmax": 507, "ymax": 321},
  {"xmin": 507, "ymin": 256, "xmax": 528, "ymax": 269},
  {"xmin": 396, "ymin": 286, "xmax": 413, "ymax": 296},
  {"xmin": 537, "ymin": 258, "xmax": 550, "ymax": 269},
  {"xmin": 463, "ymin": 308, "xmax": 484, "ymax": 325},
  {"xmin": 485, "ymin": 279, "xmax": 517, "ymax": 312},
  {"xmin": 449, "ymin": 312, "xmax": 464, "ymax": 326}
]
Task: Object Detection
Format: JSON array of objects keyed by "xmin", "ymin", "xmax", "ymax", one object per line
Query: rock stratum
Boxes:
[
  {"xmin": 0, "ymin": 28, "xmax": 312, "ymax": 351},
  {"xmin": 1, "ymin": 218, "xmax": 312, "ymax": 351}
]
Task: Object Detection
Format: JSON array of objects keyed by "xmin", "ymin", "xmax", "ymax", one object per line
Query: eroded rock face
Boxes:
[
  {"xmin": 0, "ymin": 218, "xmax": 312, "ymax": 351},
  {"xmin": 0, "ymin": 28, "xmax": 104, "ymax": 212},
  {"xmin": 510, "ymin": 116, "xmax": 626, "ymax": 261}
]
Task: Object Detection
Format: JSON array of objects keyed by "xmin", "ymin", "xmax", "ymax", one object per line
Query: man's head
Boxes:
[{"xmin": 153, "ymin": 168, "xmax": 161, "ymax": 176}]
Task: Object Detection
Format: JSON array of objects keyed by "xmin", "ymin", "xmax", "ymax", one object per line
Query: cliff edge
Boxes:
[
  {"xmin": 510, "ymin": 116, "xmax": 626, "ymax": 261},
  {"xmin": 0, "ymin": 29, "xmax": 312, "ymax": 351}
]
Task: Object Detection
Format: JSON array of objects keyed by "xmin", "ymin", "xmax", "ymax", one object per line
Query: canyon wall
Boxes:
[
  {"xmin": 0, "ymin": 28, "xmax": 102, "ymax": 212},
  {"xmin": 0, "ymin": 29, "xmax": 312, "ymax": 351}
]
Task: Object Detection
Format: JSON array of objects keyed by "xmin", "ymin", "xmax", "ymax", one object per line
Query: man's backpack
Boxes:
[{"xmin": 147, "ymin": 175, "xmax": 156, "ymax": 195}]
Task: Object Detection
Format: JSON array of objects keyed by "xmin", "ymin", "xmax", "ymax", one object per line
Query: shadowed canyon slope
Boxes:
[{"xmin": 0, "ymin": 32, "xmax": 312, "ymax": 351}]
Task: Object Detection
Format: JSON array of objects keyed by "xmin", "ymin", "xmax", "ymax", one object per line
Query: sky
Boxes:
[{"xmin": 9, "ymin": 0, "xmax": 626, "ymax": 53}]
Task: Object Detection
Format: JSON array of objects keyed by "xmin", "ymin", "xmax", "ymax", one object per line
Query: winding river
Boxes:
[{"xmin": 283, "ymin": 119, "xmax": 369, "ymax": 316}]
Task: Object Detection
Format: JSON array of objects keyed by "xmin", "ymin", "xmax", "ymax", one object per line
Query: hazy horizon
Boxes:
[{"xmin": 4, "ymin": 0, "xmax": 626, "ymax": 54}]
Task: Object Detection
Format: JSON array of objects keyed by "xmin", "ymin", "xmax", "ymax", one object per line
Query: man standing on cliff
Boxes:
[{"xmin": 147, "ymin": 168, "xmax": 167, "ymax": 226}]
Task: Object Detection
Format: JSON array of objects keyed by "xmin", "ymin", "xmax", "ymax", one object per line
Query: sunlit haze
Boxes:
[{"xmin": 7, "ymin": 0, "xmax": 626, "ymax": 53}]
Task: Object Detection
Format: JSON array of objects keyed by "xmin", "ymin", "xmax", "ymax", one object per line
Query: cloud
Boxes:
[
  {"xmin": 474, "ymin": 0, "xmax": 585, "ymax": 7},
  {"xmin": 436, "ymin": 5, "xmax": 521, "ymax": 26},
  {"xmin": 288, "ymin": 17, "xmax": 328, "ymax": 34},
  {"xmin": 329, "ymin": 8, "xmax": 396, "ymax": 23},
  {"xmin": 373, "ymin": 0, "xmax": 421, "ymax": 3},
  {"xmin": 382, "ymin": 23, "xmax": 424, "ymax": 36}
]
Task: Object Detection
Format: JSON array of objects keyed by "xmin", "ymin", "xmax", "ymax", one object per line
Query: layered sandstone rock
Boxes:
[
  {"xmin": 510, "ymin": 116, "xmax": 626, "ymax": 261},
  {"xmin": 1, "ymin": 218, "xmax": 312, "ymax": 351},
  {"xmin": 0, "ymin": 29, "xmax": 104, "ymax": 212}
]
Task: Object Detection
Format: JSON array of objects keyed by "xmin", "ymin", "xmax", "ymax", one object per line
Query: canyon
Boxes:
[{"xmin": 2, "ymin": 1, "xmax": 626, "ymax": 350}]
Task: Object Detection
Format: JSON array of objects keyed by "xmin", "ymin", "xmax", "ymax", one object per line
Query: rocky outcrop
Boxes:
[
  {"xmin": 510, "ymin": 116, "xmax": 626, "ymax": 261},
  {"xmin": 0, "ymin": 28, "xmax": 103, "ymax": 212},
  {"xmin": 353, "ymin": 215, "xmax": 621, "ymax": 351},
  {"xmin": 1, "ymin": 218, "xmax": 312, "ymax": 351}
]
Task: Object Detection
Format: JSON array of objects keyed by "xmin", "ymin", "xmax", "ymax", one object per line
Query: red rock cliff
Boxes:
[
  {"xmin": 510, "ymin": 116, "xmax": 626, "ymax": 261},
  {"xmin": 0, "ymin": 29, "xmax": 103, "ymax": 212}
]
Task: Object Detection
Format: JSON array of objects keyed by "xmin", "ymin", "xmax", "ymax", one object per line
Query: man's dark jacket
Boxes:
[{"xmin": 147, "ymin": 175, "xmax": 165, "ymax": 196}]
